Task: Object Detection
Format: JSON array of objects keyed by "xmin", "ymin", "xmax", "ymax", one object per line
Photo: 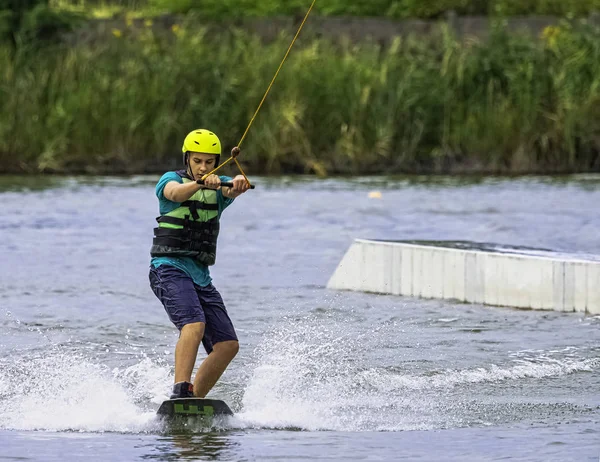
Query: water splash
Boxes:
[
  {"xmin": 237, "ymin": 315, "xmax": 599, "ymax": 432},
  {"xmin": 1, "ymin": 312, "xmax": 597, "ymax": 434},
  {"xmin": 237, "ymin": 316, "xmax": 431, "ymax": 431},
  {"xmin": 0, "ymin": 352, "xmax": 169, "ymax": 433}
]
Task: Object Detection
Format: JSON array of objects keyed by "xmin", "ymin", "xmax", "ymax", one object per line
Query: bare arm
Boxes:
[
  {"xmin": 163, "ymin": 174, "xmax": 223, "ymax": 202},
  {"xmin": 163, "ymin": 180, "xmax": 203, "ymax": 203}
]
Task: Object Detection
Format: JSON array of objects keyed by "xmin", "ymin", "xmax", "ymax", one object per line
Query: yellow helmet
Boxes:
[{"xmin": 181, "ymin": 129, "xmax": 221, "ymax": 155}]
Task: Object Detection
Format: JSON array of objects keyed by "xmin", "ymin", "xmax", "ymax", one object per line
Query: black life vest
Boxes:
[{"xmin": 150, "ymin": 170, "xmax": 220, "ymax": 266}]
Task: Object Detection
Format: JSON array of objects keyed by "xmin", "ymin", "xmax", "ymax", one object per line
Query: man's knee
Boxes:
[
  {"xmin": 215, "ymin": 340, "xmax": 239, "ymax": 359},
  {"xmin": 181, "ymin": 322, "xmax": 205, "ymax": 343}
]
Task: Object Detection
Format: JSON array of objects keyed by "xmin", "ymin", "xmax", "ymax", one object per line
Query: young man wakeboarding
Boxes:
[{"xmin": 149, "ymin": 129, "xmax": 250, "ymax": 399}]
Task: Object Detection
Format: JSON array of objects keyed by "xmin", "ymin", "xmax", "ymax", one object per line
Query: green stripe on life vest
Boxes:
[{"xmin": 160, "ymin": 179, "xmax": 218, "ymax": 229}]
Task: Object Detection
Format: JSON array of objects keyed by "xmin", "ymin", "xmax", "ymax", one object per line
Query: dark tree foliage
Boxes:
[{"xmin": 1, "ymin": 0, "xmax": 78, "ymax": 48}]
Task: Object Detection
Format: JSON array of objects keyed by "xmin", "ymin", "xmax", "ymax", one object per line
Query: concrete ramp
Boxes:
[{"xmin": 327, "ymin": 239, "xmax": 600, "ymax": 314}]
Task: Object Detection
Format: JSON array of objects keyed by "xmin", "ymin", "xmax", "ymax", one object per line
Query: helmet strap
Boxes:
[{"xmin": 183, "ymin": 152, "xmax": 193, "ymax": 178}]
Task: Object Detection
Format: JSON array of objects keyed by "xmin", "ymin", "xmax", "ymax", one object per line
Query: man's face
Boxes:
[{"xmin": 188, "ymin": 152, "xmax": 217, "ymax": 180}]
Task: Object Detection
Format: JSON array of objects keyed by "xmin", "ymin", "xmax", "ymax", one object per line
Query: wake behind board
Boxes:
[{"xmin": 157, "ymin": 398, "xmax": 233, "ymax": 418}]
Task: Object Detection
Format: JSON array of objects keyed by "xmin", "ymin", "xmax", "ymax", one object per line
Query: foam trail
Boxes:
[{"xmin": 359, "ymin": 357, "xmax": 600, "ymax": 393}]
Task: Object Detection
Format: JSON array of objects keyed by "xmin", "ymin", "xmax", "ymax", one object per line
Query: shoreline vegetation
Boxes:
[
  {"xmin": 1, "ymin": 2, "xmax": 599, "ymax": 175},
  {"xmin": 47, "ymin": 1, "xmax": 600, "ymax": 20}
]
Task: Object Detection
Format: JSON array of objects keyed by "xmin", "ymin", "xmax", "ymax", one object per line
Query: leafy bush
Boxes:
[
  {"xmin": 20, "ymin": 4, "xmax": 81, "ymax": 42},
  {"xmin": 1, "ymin": 0, "xmax": 81, "ymax": 45}
]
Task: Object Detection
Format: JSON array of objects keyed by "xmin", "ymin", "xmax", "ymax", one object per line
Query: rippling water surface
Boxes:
[{"xmin": 0, "ymin": 175, "xmax": 599, "ymax": 461}]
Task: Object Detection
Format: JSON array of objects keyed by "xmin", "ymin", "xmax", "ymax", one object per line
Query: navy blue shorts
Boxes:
[{"xmin": 149, "ymin": 265, "xmax": 238, "ymax": 354}]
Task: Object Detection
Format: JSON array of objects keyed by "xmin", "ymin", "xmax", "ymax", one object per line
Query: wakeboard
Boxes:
[{"xmin": 157, "ymin": 398, "xmax": 233, "ymax": 418}]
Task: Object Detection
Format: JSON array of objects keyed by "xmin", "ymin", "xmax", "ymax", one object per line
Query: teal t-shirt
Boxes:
[{"xmin": 151, "ymin": 171, "xmax": 234, "ymax": 286}]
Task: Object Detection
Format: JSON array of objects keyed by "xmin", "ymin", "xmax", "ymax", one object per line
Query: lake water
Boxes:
[{"xmin": 0, "ymin": 175, "xmax": 599, "ymax": 461}]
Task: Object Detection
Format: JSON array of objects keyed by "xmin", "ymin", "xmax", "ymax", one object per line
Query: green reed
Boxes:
[
  {"xmin": 49, "ymin": 0, "xmax": 600, "ymax": 19},
  {"xmin": 0, "ymin": 20, "xmax": 599, "ymax": 174}
]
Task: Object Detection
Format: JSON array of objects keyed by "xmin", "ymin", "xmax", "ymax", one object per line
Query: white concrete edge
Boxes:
[
  {"xmin": 328, "ymin": 239, "xmax": 600, "ymax": 315},
  {"xmin": 353, "ymin": 238, "xmax": 598, "ymax": 266}
]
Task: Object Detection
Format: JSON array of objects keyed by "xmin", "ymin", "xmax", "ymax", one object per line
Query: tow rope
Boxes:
[{"xmin": 201, "ymin": 0, "xmax": 317, "ymax": 185}]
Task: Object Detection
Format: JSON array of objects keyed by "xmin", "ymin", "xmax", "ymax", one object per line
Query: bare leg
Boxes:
[
  {"xmin": 193, "ymin": 340, "xmax": 239, "ymax": 398},
  {"xmin": 174, "ymin": 322, "xmax": 205, "ymax": 383}
]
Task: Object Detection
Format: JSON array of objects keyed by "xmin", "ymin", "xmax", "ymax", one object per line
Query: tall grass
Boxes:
[
  {"xmin": 1, "ymin": 19, "xmax": 599, "ymax": 174},
  {"xmin": 49, "ymin": 0, "xmax": 600, "ymax": 18}
]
